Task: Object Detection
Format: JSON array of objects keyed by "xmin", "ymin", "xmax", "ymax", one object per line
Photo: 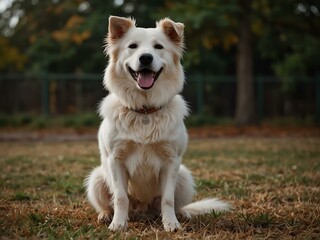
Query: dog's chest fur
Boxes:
[
  {"xmin": 112, "ymin": 139, "xmax": 175, "ymax": 204},
  {"xmin": 126, "ymin": 142, "xmax": 170, "ymax": 203}
]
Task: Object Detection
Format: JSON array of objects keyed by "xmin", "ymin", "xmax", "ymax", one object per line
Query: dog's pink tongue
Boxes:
[{"xmin": 138, "ymin": 72, "xmax": 154, "ymax": 88}]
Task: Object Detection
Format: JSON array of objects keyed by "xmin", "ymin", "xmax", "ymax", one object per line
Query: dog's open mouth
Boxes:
[{"xmin": 129, "ymin": 67, "xmax": 163, "ymax": 89}]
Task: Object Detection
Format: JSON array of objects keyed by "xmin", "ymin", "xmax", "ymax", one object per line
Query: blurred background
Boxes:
[{"xmin": 0, "ymin": 0, "xmax": 319, "ymax": 129}]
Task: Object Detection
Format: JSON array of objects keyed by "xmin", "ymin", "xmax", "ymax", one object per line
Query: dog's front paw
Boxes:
[
  {"xmin": 108, "ymin": 220, "xmax": 128, "ymax": 231},
  {"xmin": 163, "ymin": 219, "xmax": 182, "ymax": 232},
  {"xmin": 98, "ymin": 211, "xmax": 112, "ymax": 223}
]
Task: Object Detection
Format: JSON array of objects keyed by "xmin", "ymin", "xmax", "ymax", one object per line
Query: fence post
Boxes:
[
  {"xmin": 76, "ymin": 76, "xmax": 83, "ymax": 113},
  {"xmin": 316, "ymin": 74, "xmax": 320, "ymax": 124},
  {"xmin": 256, "ymin": 76, "xmax": 264, "ymax": 122},
  {"xmin": 41, "ymin": 73, "xmax": 49, "ymax": 117},
  {"xmin": 195, "ymin": 73, "xmax": 204, "ymax": 116}
]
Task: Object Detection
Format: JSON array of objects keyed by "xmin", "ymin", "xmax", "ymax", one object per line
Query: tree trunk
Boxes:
[{"xmin": 235, "ymin": 0, "xmax": 256, "ymax": 125}]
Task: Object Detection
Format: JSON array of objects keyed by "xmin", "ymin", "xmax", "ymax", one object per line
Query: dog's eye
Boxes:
[
  {"xmin": 154, "ymin": 44, "xmax": 163, "ymax": 50},
  {"xmin": 128, "ymin": 43, "xmax": 138, "ymax": 49}
]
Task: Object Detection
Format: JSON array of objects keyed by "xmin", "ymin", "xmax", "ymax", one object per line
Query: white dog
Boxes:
[{"xmin": 85, "ymin": 16, "xmax": 230, "ymax": 232}]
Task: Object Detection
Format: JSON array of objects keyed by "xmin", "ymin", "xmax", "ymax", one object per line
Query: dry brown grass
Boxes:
[{"xmin": 1, "ymin": 136, "xmax": 319, "ymax": 239}]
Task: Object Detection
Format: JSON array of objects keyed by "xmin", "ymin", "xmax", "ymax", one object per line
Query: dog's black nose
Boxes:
[{"xmin": 139, "ymin": 53, "xmax": 153, "ymax": 66}]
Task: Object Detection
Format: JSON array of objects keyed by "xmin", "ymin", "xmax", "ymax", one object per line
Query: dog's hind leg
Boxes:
[
  {"xmin": 85, "ymin": 166, "xmax": 113, "ymax": 223},
  {"xmin": 175, "ymin": 165, "xmax": 196, "ymax": 215}
]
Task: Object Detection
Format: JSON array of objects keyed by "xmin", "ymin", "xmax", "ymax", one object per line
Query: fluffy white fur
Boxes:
[{"xmin": 85, "ymin": 16, "xmax": 230, "ymax": 232}]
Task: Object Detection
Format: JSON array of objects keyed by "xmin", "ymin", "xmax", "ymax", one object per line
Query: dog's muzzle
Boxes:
[
  {"xmin": 129, "ymin": 67, "xmax": 163, "ymax": 89},
  {"xmin": 128, "ymin": 53, "xmax": 163, "ymax": 90}
]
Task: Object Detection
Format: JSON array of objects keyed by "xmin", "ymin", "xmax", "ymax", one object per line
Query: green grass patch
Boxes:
[
  {"xmin": 12, "ymin": 192, "xmax": 33, "ymax": 201},
  {"xmin": 239, "ymin": 212, "xmax": 275, "ymax": 228},
  {"xmin": 196, "ymin": 179, "xmax": 221, "ymax": 190}
]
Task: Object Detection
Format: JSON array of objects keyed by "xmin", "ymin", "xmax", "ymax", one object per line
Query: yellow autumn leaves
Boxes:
[
  {"xmin": 52, "ymin": 15, "xmax": 91, "ymax": 45},
  {"xmin": 0, "ymin": 37, "xmax": 26, "ymax": 71}
]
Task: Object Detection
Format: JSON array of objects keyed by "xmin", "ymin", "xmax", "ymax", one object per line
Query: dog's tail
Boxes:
[{"xmin": 179, "ymin": 198, "xmax": 231, "ymax": 218}]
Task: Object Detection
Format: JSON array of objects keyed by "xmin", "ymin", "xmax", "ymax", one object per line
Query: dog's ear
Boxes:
[
  {"xmin": 157, "ymin": 18, "xmax": 184, "ymax": 45},
  {"xmin": 108, "ymin": 16, "xmax": 135, "ymax": 41}
]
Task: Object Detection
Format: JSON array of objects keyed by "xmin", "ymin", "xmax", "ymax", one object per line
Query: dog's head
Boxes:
[{"xmin": 104, "ymin": 16, "xmax": 185, "ymax": 108}]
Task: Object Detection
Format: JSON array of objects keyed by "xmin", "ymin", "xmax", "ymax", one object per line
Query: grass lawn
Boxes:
[{"xmin": 0, "ymin": 136, "xmax": 319, "ymax": 239}]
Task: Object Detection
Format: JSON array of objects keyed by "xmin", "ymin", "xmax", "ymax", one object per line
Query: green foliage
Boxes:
[
  {"xmin": 160, "ymin": 0, "xmax": 320, "ymax": 80},
  {"xmin": 0, "ymin": 0, "xmax": 167, "ymax": 74},
  {"xmin": 0, "ymin": 37, "xmax": 26, "ymax": 72},
  {"xmin": 61, "ymin": 113, "xmax": 99, "ymax": 128},
  {"xmin": 185, "ymin": 115, "xmax": 233, "ymax": 127},
  {"xmin": 0, "ymin": 0, "xmax": 319, "ymax": 85},
  {"xmin": 0, "ymin": 113, "xmax": 100, "ymax": 128},
  {"xmin": 272, "ymin": 36, "xmax": 320, "ymax": 91}
]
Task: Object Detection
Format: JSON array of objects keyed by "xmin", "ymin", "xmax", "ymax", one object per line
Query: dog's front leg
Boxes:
[
  {"xmin": 160, "ymin": 159, "xmax": 182, "ymax": 232},
  {"xmin": 108, "ymin": 157, "xmax": 129, "ymax": 231}
]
